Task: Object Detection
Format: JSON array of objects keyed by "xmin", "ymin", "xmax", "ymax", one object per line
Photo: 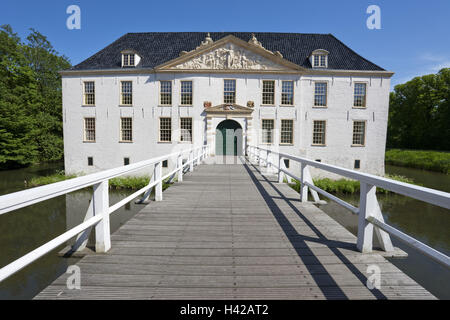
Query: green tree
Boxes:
[
  {"xmin": 0, "ymin": 25, "xmax": 71, "ymax": 169},
  {"xmin": 23, "ymin": 29, "xmax": 71, "ymax": 162},
  {"xmin": 0, "ymin": 25, "xmax": 39, "ymax": 168},
  {"xmin": 387, "ymin": 68, "xmax": 450, "ymax": 151}
]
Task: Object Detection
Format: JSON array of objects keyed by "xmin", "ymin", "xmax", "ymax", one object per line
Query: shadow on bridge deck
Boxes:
[{"xmin": 35, "ymin": 157, "xmax": 435, "ymax": 300}]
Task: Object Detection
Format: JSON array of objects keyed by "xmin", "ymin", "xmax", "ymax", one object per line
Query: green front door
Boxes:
[{"xmin": 215, "ymin": 120, "xmax": 242, "ymax": 156}]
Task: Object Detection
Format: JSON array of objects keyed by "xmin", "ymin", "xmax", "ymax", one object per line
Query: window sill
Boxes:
[
  {"xmin": 82, "ymin": 105, "xmax": 96, "ymax": 107},
  {"xmin": 280, "ymin": 105, "xmax": 295, "ymax": 107},
  {"xmin": 352, "ymin": 106, "xmax": 367, "ymax": 109},
  {"xmin": 312, "ymin": 106, "xmax": 327, "ymax": 109},
  {"xmin": 351, "ymin": 145, "xmax": 365, "ymax": 147},
  {"xmin": 158, "ymin": 141, "xmax": 173, "ymax": 144},
  {"xmin": 179, "ymin": 105, "xmax": 193, "ymax": 107},
  {"xmin": 261, "ymin": 104, "xmax": 275, "ymax": 107},
  {"xmin": 119, "ymin": 105, "xmax": 133, "ymax": 107},
  {"xmin": 311, "ymin": 144, "xmax": 327, "ymax": 147},
  {"xmin": 279, "ymin": 143, "xmax": 294, "ymax": 146},
  {"xmin": 178, "ymin": 141, "xmax": 193, "ymax": 144},
  {"xmin": 119, "ymin": 141, "xmax": 133, "ymax": 143},
  {"xmin": 83, "ymin": 141, "xmax": 96, "ymax": 143},
  {"xmin": 158, "ymin": 105, "xmax": 173, "ymax": 107}
]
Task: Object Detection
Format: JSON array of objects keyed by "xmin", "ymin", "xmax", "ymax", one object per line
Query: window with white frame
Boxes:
[
  {"xmin": 180, "ymin": 81, "xmax": 193, "ymax": 105},
  {"xmin": 120, "ymin": 81, "xmax": 132, "ymax": 105},
  {"xmin": 159, "ymin": 117, "xmax": 172, "ymax": 142},
  {"xmin": 160, "ymin": 81, "xmax": 172, "ymax": 105},
  {"xmin": 281, "ymin": 81, "xmax": 294, "ymax": 105},
  {"xmin": 280, "ymin": 119, "xmax": 294, "ymax": 144},
  {"xmin": 314, "ymin": 82, "xmax": 327, "ymax": 107},
  {"xmin": 312, "ymin": 120, "xmax": 326, "ymax": 145},
  {"xmin": 120, "ymin": 117, "xmax": 132, "ymax": 142},
  {"xmin": 84, "ymin": 118, "xmax": 95, "ymax": 142},
  {"xmin": 180, "ymin": 117, "xmax": 192, "ymax": 142},
  {"xmin": 262, "ymin": 80, "xmax": 275, "ymax": 105},
  {"xmin": 352, "ymin": 121, "xmax": 366, "ymax": 146},
  {"xmin": 122, "ymin": 53, "xmax": 135, "ymax": 67},
  {"xmin": 262, "ymin": 119, "xmax": 274, "ymax": 144},
  {"xmin": 83, "ymin": 81, "xmax": 95, "ymax": 105},
  {"xmin": 313, "ymin": 54, "xmax": 327, "ymax": 67},
  {"xmin": 224, "ymin": 79, "xmax": 236, "ymax": 104},
  {"xmin": 354, "ymin": 83, "xmax": 367, "ymax": 108}
]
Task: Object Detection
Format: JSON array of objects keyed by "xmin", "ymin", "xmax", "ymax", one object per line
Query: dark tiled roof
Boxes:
[{"xmin": 70, "ymin": 32, "xmax": 385, "ymax": 71}]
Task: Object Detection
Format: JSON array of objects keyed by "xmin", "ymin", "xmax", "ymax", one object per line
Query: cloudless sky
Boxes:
[{"xmin": 1, "ymin": 0, "xmax": 449, "ymax": 88}]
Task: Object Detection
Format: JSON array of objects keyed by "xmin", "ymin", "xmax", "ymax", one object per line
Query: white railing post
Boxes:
[
  {"xmin": 93, "ymin": 180, "xmax": 111, "ymax": 252},
  {"xmin": 266, "ymin": 150, "xmax": 271, "ymax": 170},
  {"xmin": 189, "ymin": 150, "xmax": 194, "ymax": 172},
  {"xmin": 258, "ymin": 148, "xmax": 263, "ymax": 167},
  {"xmin": 357, "ymin": 182, "xmax": 375, "ymax": 253},
  {"xmin": 300, "ymin": 163, "xmax": 308, "ymax": 202},
  {"xmin": 278, "ymin": 154, "xmax": 284, "ymax": 183},
  {"xmin": 154, "ymin": 161, "xmax": 163, "ymax": 201},
  {"xmin": 177, "ymin": 154, "xmax": 183, "ymax": 182}
]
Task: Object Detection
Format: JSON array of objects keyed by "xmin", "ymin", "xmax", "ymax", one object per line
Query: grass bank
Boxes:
[
  {"xmin": 385, "ymin": 149, "xmax": 450, "ymax": 174},
  {"xmin": 288, "ymin": 174, "xmax": 418, "ymax": 195},
  {"xmin": 28, "ymin": 172, "xmax": 173, "ymax": 190}
]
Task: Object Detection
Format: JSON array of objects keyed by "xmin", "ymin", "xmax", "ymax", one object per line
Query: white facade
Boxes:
[{"xmin": 62, "ymin": 34, "xmax": 392, "ymax": 178}]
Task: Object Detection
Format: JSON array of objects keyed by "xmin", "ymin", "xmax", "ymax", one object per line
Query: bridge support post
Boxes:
[
  {"xmin": 357, "ymin": 182, "xmax": 375, "ymax": 253},
  {"xmin": 94, "ymin": 180, "xmax": 111, "ymax": 253},
  {"xmin": 154, "ymin": 161, "xmax": 163, "ymax": 201},
  {"xmin": 300, "ymin": 163, "xmax": 308, "ymax": 202},
  {"xmin": 357, "ymin": 182, "xmax": 394, "ymax": 253}
]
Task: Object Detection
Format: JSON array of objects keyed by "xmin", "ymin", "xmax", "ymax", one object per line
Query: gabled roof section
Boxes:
[
  {"xmin": 157, "ymin": 35, "xmax": 301, "ymax": 72},
  {"xmin": 69, "ymin": 32, "xmax": 386, "ymax": 72}
]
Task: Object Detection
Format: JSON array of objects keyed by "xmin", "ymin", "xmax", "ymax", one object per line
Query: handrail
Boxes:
[
  {"xmin": 0, "ymin": 145, "xmax": 211, "ymax": 282},
  {"xmin": 247, "ymin": 145, "xmax": 450, "ymax": 268},
  {"xmin": 0, "ymin": 146, "xmax": 205, "ymax": 216},
  {"xmin": 252, "ymin": 146, "xmax": 449, "ymax": 209}
]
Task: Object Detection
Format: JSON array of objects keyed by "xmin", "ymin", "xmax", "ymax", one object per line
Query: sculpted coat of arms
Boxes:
[{"xmin": 174, "ymin": 43, "xmax": 285, "ymax": 70}]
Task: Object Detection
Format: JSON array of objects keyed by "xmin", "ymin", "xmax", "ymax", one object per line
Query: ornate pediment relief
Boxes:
[
  {"xmin": 168, "ymin": 42, "xmax": 291, "ymax": 71},
  {"xmin": 205, "ymin": 103, "xmax": 254, "ymax": 114}
]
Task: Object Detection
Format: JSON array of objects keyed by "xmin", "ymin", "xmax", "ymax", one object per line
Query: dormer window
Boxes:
[
  {"xmin": 311, "ymin": 49, "xmax": 329, "ymax": 68},
  {"xmin": 123, "ymin": 53, "xmax": 135, "ymax": 67},
  {"xmin": 313, "ymin": 55, "xmax": 327, "ymax": 67},
  {"xmin": 121, "ymin": 50, "xmax": 140, "ymax": 67}
]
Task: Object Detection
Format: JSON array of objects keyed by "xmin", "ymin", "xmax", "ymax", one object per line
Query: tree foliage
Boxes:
[
  {"xmin": 387, "ymin": 68, "xmax": 450, "ymax": 151},
  {"xmin": 0, "ymin": 25, "xmax": 70, "ymax": 168}
]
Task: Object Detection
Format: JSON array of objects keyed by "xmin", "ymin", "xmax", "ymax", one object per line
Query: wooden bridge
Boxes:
[{"xmin": 1, "ymin": 146, "xmax": 448, "ymax": 299}]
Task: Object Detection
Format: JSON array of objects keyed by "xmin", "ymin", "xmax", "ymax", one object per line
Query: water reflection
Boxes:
[
  {"xmin": 0, "ymin": 164, "xmax": 143, "ymax": 299},
  {"xmin": 316, "ymin": 165, "xmax": 450, "ymax": 299}
]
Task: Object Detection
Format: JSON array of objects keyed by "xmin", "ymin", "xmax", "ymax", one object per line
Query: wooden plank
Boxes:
[{"xmin": 35, "ymin": 161, "xmax": 435, "ymax": 300}]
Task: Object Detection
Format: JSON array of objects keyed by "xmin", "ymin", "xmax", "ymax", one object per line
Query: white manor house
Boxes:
[{"xmin": 61, "ymin": 32, "xmax": 393, "ymax": 177}]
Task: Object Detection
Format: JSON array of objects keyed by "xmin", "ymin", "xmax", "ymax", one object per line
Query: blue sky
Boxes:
[{"xmin": 1, "ymin": 0, "xmax": 449, "ymax": 89}]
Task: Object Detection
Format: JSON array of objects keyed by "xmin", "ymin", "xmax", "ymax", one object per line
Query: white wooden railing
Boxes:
[
  {"xmin": 247, "ymin": 145, "xmax": 450, "ymax": 268},
  {"xmin": 0, "ymin": 145, "xmax": 211, "ymax": 282}
]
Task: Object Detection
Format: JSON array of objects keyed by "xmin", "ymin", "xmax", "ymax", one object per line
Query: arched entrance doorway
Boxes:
[{"xmin": 215, "ymin": 120, "xmax": 243, "ymax": 156}]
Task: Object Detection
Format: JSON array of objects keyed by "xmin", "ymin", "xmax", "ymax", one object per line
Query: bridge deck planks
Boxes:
[{"xmin": 35, "ymin": 158, "xmax": 436, "ymax": 300}]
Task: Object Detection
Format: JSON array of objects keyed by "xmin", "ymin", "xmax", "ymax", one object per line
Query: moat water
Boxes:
[{"xmin": 0, "ymin": 163, "xmax": 448, "ymax": 299}]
